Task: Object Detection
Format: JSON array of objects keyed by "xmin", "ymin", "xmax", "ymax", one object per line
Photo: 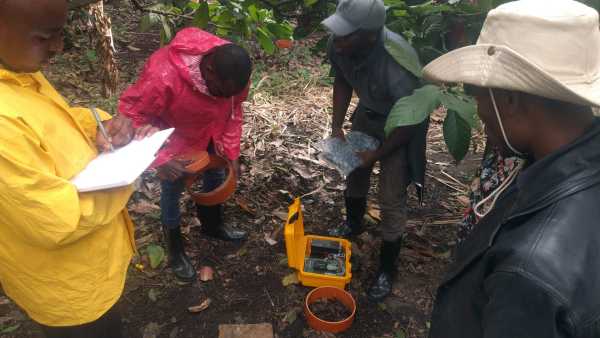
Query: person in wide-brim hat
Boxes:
[{"xmin": 425, "ymin": 1, "xmax": 600, "ymax": 337}]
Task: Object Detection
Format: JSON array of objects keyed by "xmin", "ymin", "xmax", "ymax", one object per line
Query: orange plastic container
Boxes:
[
  {"xmin": 304, "ymin": 286, "xmax": 356, "ymax": 333},
  {"xmin": 284, "ymin": 198, "xmax": 352, "ymax": 289}
]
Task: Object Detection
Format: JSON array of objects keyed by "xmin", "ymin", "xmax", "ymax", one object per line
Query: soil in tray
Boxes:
[{"xmin": 309, "ymin": 297, "xmax": 352, "ymax": 322}]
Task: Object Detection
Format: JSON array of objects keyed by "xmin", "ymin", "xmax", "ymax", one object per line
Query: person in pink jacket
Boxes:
[{"xmin": 119, "ymin": 28, "xmax": 251, "ymax": 282}]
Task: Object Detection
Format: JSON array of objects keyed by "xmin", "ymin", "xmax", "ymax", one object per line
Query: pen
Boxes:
[{"xmin": 91, "ymin": 106, "xmax": 114, "ymax": 152}]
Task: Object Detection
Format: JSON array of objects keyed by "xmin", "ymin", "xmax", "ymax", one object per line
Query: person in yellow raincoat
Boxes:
[{"xmin": 0, "ymin": 1, "xmax": 150, "ymax": 337}]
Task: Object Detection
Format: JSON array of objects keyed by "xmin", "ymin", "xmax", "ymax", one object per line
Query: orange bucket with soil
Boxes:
[{"xmin": 304, "ymin": 286, "xmax": 356, "ymax": 333}]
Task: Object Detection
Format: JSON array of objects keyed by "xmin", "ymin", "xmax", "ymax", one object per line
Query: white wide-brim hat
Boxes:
[{"xmin": 423, "ymin": 0, "xmax": 600, "ymax": 107}]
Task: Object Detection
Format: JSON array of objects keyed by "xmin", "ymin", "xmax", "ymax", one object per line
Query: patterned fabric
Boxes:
[
  {"xmin": 457, "ymin": 149, "xmax": 520, "ymax": 243},
  {"xmin": 180, "ymin": 53, "xmax": 210, "ymax": 95}
]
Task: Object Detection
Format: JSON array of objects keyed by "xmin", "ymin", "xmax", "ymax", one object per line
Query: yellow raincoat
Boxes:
[{"xmin": 0, "ymin": 69, "xmax": 135, "ymax": 326}]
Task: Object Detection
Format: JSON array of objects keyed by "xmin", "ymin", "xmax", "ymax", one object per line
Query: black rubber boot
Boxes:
[
  {"xmin": 164, "ymin": 227, "xmax": 196, "ymax": 283},
  {"xmin": 197, "ymin": 204, "xmax": 247, "ymax": 241},
  {"xmin": 367, "ymin": 238, "xmax": 403, "ymax": 302},
  {"xmin": 329, "ymin": 196, "xmax": 367, "ymax": 238}
]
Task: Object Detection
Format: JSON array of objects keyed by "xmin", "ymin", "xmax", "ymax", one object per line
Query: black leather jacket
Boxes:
[{"xmin": 429, "ymin": 119, "xmax": 600, "ymax": 338}]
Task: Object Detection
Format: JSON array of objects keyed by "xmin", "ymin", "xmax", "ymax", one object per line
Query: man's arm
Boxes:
[
  {"xmin": 482, "ymin": 271, "xmax": 569, "ymax": 338},
  {"xmin": 332, "ymin": 74, "xmax": 353, "ymax": 138},
  {"xmin": 118, "ymin": 57, "xmax": 173, "ymax": 128}
]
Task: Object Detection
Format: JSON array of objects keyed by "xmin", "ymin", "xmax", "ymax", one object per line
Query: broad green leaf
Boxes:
[
  {"xmin": 187, "ymin": 1, "xmax": 200, "ymax": 10},
  {"xmin": 304, "ymin": 0, "xmax": 319, "ymax": 6},
  {"xmin": 192, "ymin": 1, "xmax": 210, "ymax": 29},
  {"xmin": 443, "ymin": 110, "xmax": 472, "ymax": 161},
  {"xmin": 146, "ymin": 244, "xmax": 166, "ymax": 269},
  {"xmin": 384, "ymin": 36, "xmax": 423, "ymax": 78},
  {"xmin": 266, "ymin": 22, "xmax": 293, "ymax": 39},
  {"xmin": 256, "ymin": 27, "xmax": 276, "ymax": 54},
  {"xmin": 440, "ymin": 92, "xmax": 479, "ymax": 129},
  {"xmin": 247, "ymin": 4, "xmax": 259, "ymax": 22},
  {"xmin": 385, "ymin": 85, "xmax": 442, "ymax": 136}
]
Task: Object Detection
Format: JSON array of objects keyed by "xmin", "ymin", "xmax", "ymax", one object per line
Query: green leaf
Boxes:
[
  {"xmin": 384, "ymin": 36, "xmax": 423, "ymax": 78},
  {"xmin": 443, "ymin": 110, "xmax": 472, "ymax": 161},
  {"xmin": 192, "ymin": 1, "xmax": 210, "ymax": 29},
  {"xmin": 385, "ymin": 85, "xmax": 442, "ymax": 136},
  {"xmin": 304, "ymin": 0, "xmax": 319, "ymax": 6},
  {"xmin": 247, "ymin": 4, "xmax": 259, "ymax": 22},
  {"xmin": 256, "ymin": 27, "xmax": 276, "ymax": 54},
  {"xmin": 1, "ymin": 324, "xmax": 20, "ymax": 334},
  {"xmin": 139, "ymin": 13, "xmax": 160, "ymax": 32},
  {"xmin": 146, "ymin": 244, "xmax": 166, "ymax": 269},
  {"xmin": 440, "ymin": 91, "xmax": 479, "ymax": 129},
  {"xmin": 85, "ymin": 49, "xmax": 97, "ymax": 63},
  {"xmin": 395, "ymin": 329, "xmax": 407, "ymax": 338},
  {"xmin": 266, "ymin": 22, "xmax": 293, "ymax": 39}
]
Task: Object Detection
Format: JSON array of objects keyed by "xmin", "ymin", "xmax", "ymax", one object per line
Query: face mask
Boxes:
[{"xmin": 473, "ymin": 89, "xmax": 526, "ymax": 218}]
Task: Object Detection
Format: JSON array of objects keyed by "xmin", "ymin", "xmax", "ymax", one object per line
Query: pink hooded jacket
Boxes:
[{"xmin": 119, "ymin": 28, "xmax": 248, "ymax": 166}]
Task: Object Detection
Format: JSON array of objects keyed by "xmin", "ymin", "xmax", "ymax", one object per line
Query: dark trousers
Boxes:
[
  {"xmin": 40, "ymin": 305, "xmax": 122, "ymax": 338},
  {"xmin": 347, "ymin": 106, "xmax": 409, "ymax": 242},
  {"xmin": 161, "ymin": 143, "xmax": 225, "ymax": 229}
]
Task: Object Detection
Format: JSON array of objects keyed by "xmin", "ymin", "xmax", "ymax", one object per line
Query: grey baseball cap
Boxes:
[{"xmin": 321, "ymin": 0, "xmax": 386, "ymax": 37}]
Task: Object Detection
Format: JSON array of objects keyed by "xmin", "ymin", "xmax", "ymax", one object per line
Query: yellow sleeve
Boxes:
[
  {"xmin": 68, "ymin": 107, "xmax": 112, "ymax": 141},
  {"xmin": 0, "ymin": 117, "xmax": 133, "ymax": 249}
]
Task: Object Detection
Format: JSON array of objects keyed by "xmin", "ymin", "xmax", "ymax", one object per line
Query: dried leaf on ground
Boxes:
[
  {"xmin": 264, "ymin": 232, "xmax": 278, "ymax": 246},
  {"xmin": 148, "ymin": 288, "xmax": 160, "ymax": 302},
  {"xmin": 188, "ymin": 298, "xmax": 212, "ymax": 313},
  {"xmin": 293, "ymin": 166, "xmax": 315, "ymax": 179},
  {"xmin": 198, "ymin": 266, "xmax": 214, "ymax": 282},
  {"xmin": 142, "ymin": 322, "xmax": 162, "ymax": 338},
  {"xmin": 236, "ymin": 198, "xmax": 256, "ymax": 214},
  {"xmin": 367, "ymin": 206, "xmax": 381, "ymax": 222},
  {"xmin": 272, "ymin": 210, "xmax": 288, "ymax": 221},
  {"xmin": 130, "ymin": 199, "xmax": 160, "ymax": 213},
  {"xmin": 282, "ymin": 307, "xmax": 301, "ymax": 325},
  {"xmin": 281, "ymin": 272, "xmax": 299, "ymax": 286}
]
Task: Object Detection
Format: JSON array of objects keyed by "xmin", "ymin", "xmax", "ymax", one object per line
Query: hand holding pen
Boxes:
[{"xmin": 92, "ymin": 107, "xmax": 134, "ymax": 153}]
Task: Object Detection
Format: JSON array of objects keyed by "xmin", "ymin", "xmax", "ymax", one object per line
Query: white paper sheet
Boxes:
[{"xmin": 71, "ymin": 128, "xmax": 174, "ymax": 192}]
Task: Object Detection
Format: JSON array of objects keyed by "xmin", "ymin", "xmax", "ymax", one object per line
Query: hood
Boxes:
[{"xmin": 167, "ymin": 28, "xmax": 230, "ymax": 86}]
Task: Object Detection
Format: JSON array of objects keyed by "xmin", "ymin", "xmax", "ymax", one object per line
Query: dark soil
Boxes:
[{"xmin": 309, "ymin": 298, "xmax": 352, "ymax": 323}]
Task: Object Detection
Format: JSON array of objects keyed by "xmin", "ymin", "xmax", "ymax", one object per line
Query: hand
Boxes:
[
  {"xmin": 134, "ymin": 124, "xmax": 160, "ymax": 140},
  {"xmin": 331, "ymin": 127, "xmax": 346, "ymax": 141},
  {"xmin": 96, "ymin": 115, "xmax": 134, "ymax": 152},
  {"xmin": 356, "ymin": 150, "xmax": 379, "ymax": 168},
  {"xmin": 156, "ymin": 159, "xmax": 191, "ymax": 182}
]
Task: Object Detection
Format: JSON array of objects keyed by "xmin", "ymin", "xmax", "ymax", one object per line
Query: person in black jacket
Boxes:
[{"xmin": 423, "ymin": 1, "xmax": 600, "ymax": 337}]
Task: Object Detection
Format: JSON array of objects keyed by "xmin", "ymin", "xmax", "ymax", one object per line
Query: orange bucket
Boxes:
[
  {"xmin": 304, "ymin": 286, "xmax": 356, "ymax": 333},
  {"xmin": 179, "ymin": 151, "xmax": 237, "ymax": 206}
]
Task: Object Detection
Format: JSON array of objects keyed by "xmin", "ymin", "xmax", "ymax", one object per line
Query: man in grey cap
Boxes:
[{"xmin": 323, "ymin": 0, "xmax": 428, "ymax": 301}]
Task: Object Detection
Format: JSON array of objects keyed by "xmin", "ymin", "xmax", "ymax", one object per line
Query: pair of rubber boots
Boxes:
[
  {"xmin": 329, "ymin": 196, "xmax": 402, "ymax": 302},
  {"xmin": 163, "ymin": 204, "xmax": 247, "ymax": 283}
]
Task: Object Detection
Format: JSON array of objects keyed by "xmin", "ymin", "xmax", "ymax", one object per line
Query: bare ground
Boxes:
[{"xmin": 0, "ymin": 4, "xmax": 483, "ymax": 338}]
